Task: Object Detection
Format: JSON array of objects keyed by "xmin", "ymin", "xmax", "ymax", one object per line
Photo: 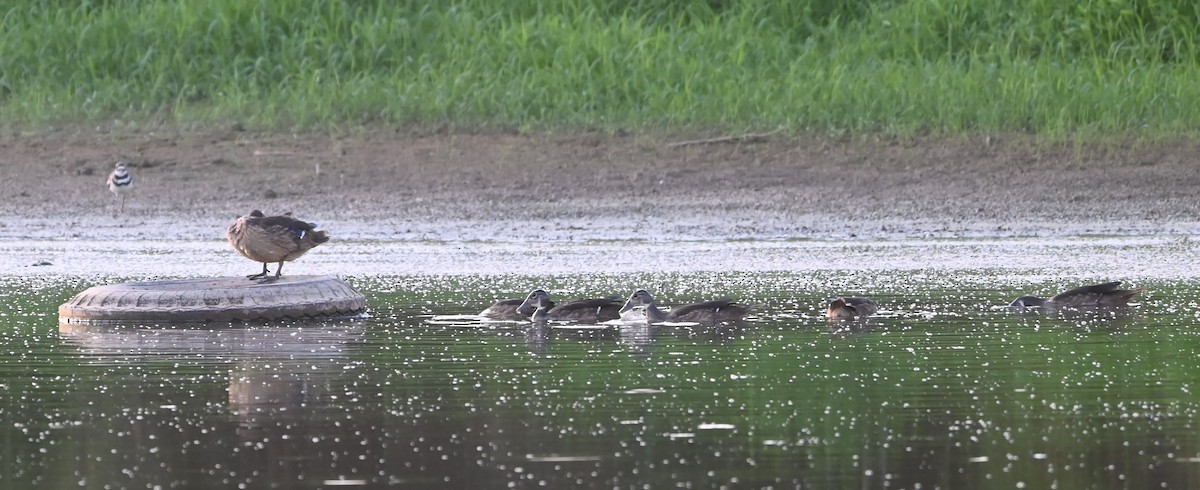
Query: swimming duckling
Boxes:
[
  {"xmin": 479, "ymin": 296, "xmax": 553, "ymax": 320},
  {"xmin": 526, "ymin": 291, "xmax": 554, "ymax": 323},
  {"xmin": 517, "ymin": 289, "xmax": 622, "ymax": 323},
  {"xmin": 619, "ymin": 289, "xmax": 751, "ymax": 324},
  {"xmin": 1010, "ymin": 281, "xmax": 1142, "ymax": 310},
  {"xmin": 106, "ymin": 162, "xmax": 133, "ymax": 213},
  {"xmin": 826, "ymin": 296, "xmax": 878, "ymax": 320},
  {"xmin": 227, "ymin": 210, "xmax": 329, "ymax": 280}
]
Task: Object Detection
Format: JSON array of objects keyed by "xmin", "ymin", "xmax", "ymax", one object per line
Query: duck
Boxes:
[
  {"xmin": 479, "ymin": 296, "xmax": 553, "ymax": 320},
  {"xmin": 618, "ymin": 289, "xmax": 751, "ymax": 323},
  {"xmin": 227, "ymin": 210, "xmax": 330, "ymax": 280},
  {"xmin": 517, "ymin": 289, "xmax": 622, "ymax": 323},
  {"xmin": 1009, "ymin": 281, "xmax": 1143, "ymax": 309},
  {"xmin": 826, "ymin": 296, "xmax": 878, "ymax": 319},
  {"xmin": 106, "ymin": 162, "xmax": 133, "ymax": 213}
]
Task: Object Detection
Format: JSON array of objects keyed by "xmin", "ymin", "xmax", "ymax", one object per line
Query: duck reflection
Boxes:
[
  {"xmin": 1008, "ymin": 306, "xmax": 1145, "ymax": 333},
  {"xmin": 617, "ymin": 323, "xmax": 660, "ymax": 355},
  {"xmin": 514, "ymin": 321, "xmax": 545, "ymax": 352},
  {"xmin": 826, "ymin": 317, "xmax": 877, "ymax": 337},
  {"xmin": 427, "ymin": 314, "xmax": 627, "ymax": 354}
]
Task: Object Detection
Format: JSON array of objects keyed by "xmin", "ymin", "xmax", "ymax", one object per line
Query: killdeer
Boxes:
[{"xmin": 106, "ymin": 162, "xmax": 133, "ymax": 213}]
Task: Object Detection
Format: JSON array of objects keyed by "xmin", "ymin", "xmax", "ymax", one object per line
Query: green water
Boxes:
[{"xmin": 3, "ymin": 271, "xmax": 1199, "ymax": 488}]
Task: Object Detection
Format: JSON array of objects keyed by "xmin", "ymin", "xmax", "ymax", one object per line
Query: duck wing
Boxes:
[
  {"xmin": 669, "ymin": 299, "xmax": 750, "ymax": 322},
  {"xmin": 842, "ymin": 297, "xmax": 878, "ymax": 316},
  {"xmin": 255, "ymin": 215, "xmax": 329, "ymax": 244},
  {"xmin": 1050, "ymin": 282, "xmax": 1131, "ymax": 306},
  {"xmin": 480, "ymin": 298, "xmax": 524, "ymax": 319},
  {"xmin": 548, "ymin": 297, "xmax": 622, "ymax": 321}
]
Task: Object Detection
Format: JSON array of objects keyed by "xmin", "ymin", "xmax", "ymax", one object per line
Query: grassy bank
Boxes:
[{"xmin": 2, "ymin": 0, "xmax": 1199, "ymax": 136}]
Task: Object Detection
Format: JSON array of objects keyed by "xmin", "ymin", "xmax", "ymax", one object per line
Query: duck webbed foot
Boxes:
[{"xmin": 247, "ymin": 263, "xmax": 271, "ymax": 280}]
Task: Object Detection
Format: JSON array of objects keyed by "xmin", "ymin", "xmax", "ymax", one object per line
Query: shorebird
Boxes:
[
  {"xmin": 826, "ymin": 296, "xmax": 878, "ymax": 319},
  {"xmin": 1010, "ymin": 281, "xmax": 1143, "ymax": 310},
  {"xmin": 227, "ymin": 210, "xmax": 330, "ymax": 280},
  {"xmin": 106, "ymin": 162, "xmax": 133, "ymax": 213},
  {"xmin": 618, "ymin": 289, "xmax": 751, "ymax": 323}
]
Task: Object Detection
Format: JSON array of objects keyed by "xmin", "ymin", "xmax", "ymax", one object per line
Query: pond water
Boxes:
[{"xmin": 3, "ymin": 236, "xmax": 1200, "ymax": 488}]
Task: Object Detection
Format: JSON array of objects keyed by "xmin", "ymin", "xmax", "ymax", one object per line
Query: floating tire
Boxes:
[{"xmin": 59, "ymin": 275, "xmax": 367, "ymax": 323}]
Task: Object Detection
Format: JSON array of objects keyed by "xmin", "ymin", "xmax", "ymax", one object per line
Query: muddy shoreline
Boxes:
[{"xmin": 3, "ymin": 128, "xmax": 1199, "ymax": 241}]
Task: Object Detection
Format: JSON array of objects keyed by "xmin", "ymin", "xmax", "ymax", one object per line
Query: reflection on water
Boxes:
[
  {"xmin": 51, "ymin": 321, "xmax": 380, "ymax": 488},
  {"xmin": 59, "ymin": 322, "xmax": 363, "ymax": 424},
  {"xmin": 59, "ymin": 321, "xmax": 364, "ymax": 358},
  {"xmin": 2, "ymin": 270, "xmax": 1200, "ymax": 488}
]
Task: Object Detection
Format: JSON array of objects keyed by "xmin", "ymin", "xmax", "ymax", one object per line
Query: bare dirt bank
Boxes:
[{"xmin": 3, "ymin": 128, "xmax": 1199, "ymax": 241}]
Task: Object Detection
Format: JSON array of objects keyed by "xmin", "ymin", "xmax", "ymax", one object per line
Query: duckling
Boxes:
[
  {"xmin": 479, "ymin": 296, "xmax": 553, "ymax": 320},
  {"xmin": 227, "ymin": 210, "xmax": 329, "ymax": 280},
  {"xmin": 619, "ymin": 289, "xmax": 751, "ymax": 323},
  {"xmin": 106, "ymin": 162, "xmax": 133, "ymax": 213},
  {"xmin": 526, "ymin": 291, "xmax": 555, "ymax": 323},
  {"xmin": 827, "ymin": 296, "xmax": 878, "ymax": 319},
  {"xmin": 517, "ymin": 289, "xmax": 622, "ymax": 323},
  {"xmin": 1010, "ymin": 281, "xmax": 1143, "ymax": 309}
]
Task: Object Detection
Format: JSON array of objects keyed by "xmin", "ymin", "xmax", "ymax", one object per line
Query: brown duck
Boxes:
[
  {"xmin": 518, "ymin": 289, "xmax": 622, "ymax": 323},
  {"xmin": 479, "ymin": 295, "xmax": 553, "ymax": 320},
  {"xmin": 1009, "ymin": 281, "xmax": 1143, "ymax": 309},
  {"xmin": 827, "ymin": 297, "xmax": 878, "ymax": 319},
  {"xmin": 227, "ymin": 210, "xmax": 329, "ymax": 280},
  {"xmin": 619, "ymin": 289, "xmax": 751, "ymax": 323}
]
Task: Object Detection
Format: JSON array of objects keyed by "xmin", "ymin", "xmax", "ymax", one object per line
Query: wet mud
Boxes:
[
  {"xmin": 3, "ymin": 128, "xmax": 1200, "ymax": 243},
  {"xmin": 2, "ymin": 128, "xmax": 1199, "ymax": 279}
]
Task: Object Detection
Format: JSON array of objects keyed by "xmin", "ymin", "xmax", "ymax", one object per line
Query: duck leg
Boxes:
[
  {"xmin": 274, "ymin": 261, "xmax": 285, "ymax": 277},
  {"xmin": 247, "ymin": 262, "xmax": 270, "ymax": 280}
]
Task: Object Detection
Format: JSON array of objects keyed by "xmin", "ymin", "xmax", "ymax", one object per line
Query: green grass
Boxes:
[{"xmin": 2, "ymin": 0, "xmax": 1200, "ymax": 136}]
